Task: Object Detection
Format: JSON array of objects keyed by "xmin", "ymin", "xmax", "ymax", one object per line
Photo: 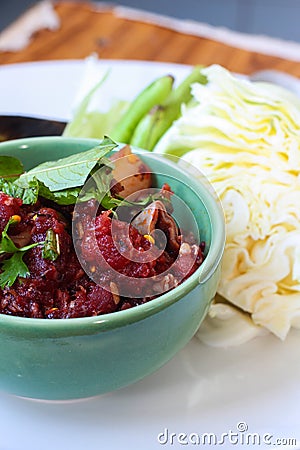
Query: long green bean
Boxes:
[
  {"xmin": 110, "ymin": 75, "xmax": 174, "ymax": 143},
  {"xmin": 130, "ymin": 66, "xmax": 207, "ymax": 150}
]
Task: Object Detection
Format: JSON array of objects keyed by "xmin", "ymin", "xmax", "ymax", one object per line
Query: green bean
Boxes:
[
  {"xmin": 110, "ymin": 75, "xmax": 174, "ymax": 143},
  {"xmin": 130, "ymin": 66, "xmax": 207, "ymax": 150}
]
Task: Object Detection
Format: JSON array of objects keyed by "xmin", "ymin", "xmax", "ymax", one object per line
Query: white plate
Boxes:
[
  {"xmin": 0, "ymin": 59, "xmax": 191, "ymax": 121},
  {"xmin": 0, "ymin": 60, "xmax": 300, "ymax": 450}
]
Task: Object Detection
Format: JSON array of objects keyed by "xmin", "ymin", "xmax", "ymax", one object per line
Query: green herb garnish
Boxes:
[
  {"xmin": 0, "ymin": 178, "xmax": 39, "ymax": 205},
  {"xmin": 0, "ymin": 156, "xmax": 24, "ymax": 180},
  {"xmin": 0, "ymin": 137, "xmax": 118, "ymax": 206},
  {"xmin": 16, "ymin": 137, "xmax": 117, "ymax": 192},
  {"xmin": 0, "ymin": 253, "xmax": 31, "ymax": 288},
  {"xmin": 0, "ymin": 217, "xmax": 41, "ymax": 288},
  {"xmin": 42, "ymin": 229, "xmax": 60, "ymax": 261}
]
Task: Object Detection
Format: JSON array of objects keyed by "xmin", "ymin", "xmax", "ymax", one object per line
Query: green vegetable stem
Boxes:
[
  {"xmin": 42, "ymin": 229, "xmax": 60, "ymax": 261},
  {"xmin": 130, "ymin": 66, "xmax": 207, "ymax": 150},
  {"xmin": 109, "ymin": 75, "xmax": 174, "ymax": 143}
]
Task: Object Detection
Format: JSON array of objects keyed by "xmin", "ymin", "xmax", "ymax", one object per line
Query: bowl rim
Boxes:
[{"xmin": 0, "ymin": 136, "xmax": 225, "ymax": 333}]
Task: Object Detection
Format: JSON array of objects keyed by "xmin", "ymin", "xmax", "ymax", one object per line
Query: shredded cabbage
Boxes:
[{"xmin": 154, "ymin": 64, "xmax": 300, "ymax": 342}]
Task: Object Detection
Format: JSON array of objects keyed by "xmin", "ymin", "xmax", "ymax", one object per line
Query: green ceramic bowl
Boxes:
[{"xmin": 0, "ymin": 137, "xmax": 225, "ymax": 400}]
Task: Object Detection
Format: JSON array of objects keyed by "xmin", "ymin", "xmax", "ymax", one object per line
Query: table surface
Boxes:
[{"xmin": 1, "ymin": 0, "xmax": 300, "ymax": 77}]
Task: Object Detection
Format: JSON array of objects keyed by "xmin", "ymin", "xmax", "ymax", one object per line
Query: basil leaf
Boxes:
[{"xmin": 16, "ymin": 137, "xmax": 117, "ymax": 192}]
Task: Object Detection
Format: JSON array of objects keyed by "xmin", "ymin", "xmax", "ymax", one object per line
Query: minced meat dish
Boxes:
[{"xmin": 0, "ymin": 142, "xmax": 205, "ymax": 319}]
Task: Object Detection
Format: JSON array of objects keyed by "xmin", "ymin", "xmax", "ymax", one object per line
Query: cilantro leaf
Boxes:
[
  {"xmin": 0, "ymin": 217, "xmax": 22, "ymax": 255},
  {"xmin": 0, "ymin": 252, "xmax": 29, "ymax": 288},
  {"xmin": 0, "ymin": 217, "xmax": 41, "ymax": 288}
]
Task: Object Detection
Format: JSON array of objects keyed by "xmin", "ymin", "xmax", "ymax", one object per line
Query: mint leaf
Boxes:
[
  {"xmin": 0, "ymin": 156, "xmax": 24, "ymax": 180},
  {"xmin": 1, "ymin": 139, "xmax": 118, "ymax": 207},
  {"xmin": 21, "ymin": 179, "xmax": 40, "ymax": 204},
  {"xmin": 37, "ymin": 182, "xmax": 81, "ymax": 205},
  {"xmin": 16, "ymin": 137, "xmax": 117, "ymax": 192},
  {"xmin": 0, "ymin": 178, "xmax": 39, "ymax": 205}
]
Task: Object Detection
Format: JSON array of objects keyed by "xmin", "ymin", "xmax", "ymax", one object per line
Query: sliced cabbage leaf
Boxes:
[
  {"xmin": 195, "ymin": 299, "xmax": 268, "ymax": 347},
  {"xmin": 63, "ymin": 69, "xmax": 129, "ymax": 139},
  {"xmin": 154, "ymin": 64, "xmax": 300, "ymax": 342}
]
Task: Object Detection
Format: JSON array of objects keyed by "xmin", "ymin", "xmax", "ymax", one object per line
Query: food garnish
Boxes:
[{"xmin": 0, "ymin": 216, "xmax": 41, "ymax": 288}]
